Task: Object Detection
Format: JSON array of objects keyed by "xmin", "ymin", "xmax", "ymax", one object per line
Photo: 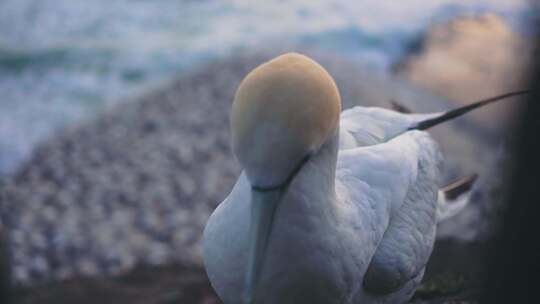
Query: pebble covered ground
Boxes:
[{"xmin": 0, "ymin": 51, "xmax": 502, "ymax": 298}]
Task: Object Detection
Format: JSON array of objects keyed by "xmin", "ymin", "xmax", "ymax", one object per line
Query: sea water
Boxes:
[{"xmin": 0, "ymin": 0, "xmax": 532, "ymax": 174}]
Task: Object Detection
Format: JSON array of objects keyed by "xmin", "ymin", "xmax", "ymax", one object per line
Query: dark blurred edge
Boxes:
[
  {"xmin": 482, "ymin": 21, "xmax": 540, "ymax": 303},
  {"xmin": 0, "ymin": 233, "xmax": 10, "ymax": 304},
  {"xmin": 1, "ymin": 180, "xmax": 11, "ymax": 303}
]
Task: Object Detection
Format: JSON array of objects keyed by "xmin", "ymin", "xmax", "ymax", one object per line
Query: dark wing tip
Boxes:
[
  {"xmin": 441, "ymin": 174, "xmax": 479, "ymax": 201},
  {"xmin": 410, "ymin": 90, "xmax": 530, "ymax": 131}
]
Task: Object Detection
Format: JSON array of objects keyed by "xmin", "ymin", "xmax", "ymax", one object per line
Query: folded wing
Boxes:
[{"xmin": 337, "ymin": 131, "xmax": 442, "ymax": 295}]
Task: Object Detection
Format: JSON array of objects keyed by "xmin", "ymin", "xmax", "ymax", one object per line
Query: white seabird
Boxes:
[{"xmin": 202, "ymin": 53, "xmax": 526, "ymax": 304}]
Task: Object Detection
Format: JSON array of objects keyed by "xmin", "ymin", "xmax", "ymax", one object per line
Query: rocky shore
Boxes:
[
  {"xmin": 0, "ymin": 48, "xmax": 512, "ymax": 303},
  {"xmin": 395, "ymin": 13, "xmax": 533, "ymax": 132}
]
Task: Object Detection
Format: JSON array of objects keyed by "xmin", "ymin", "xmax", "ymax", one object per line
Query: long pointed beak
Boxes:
[{"xmin": 243, "ymin": 187, "xmax": 284, "ymax": 304}]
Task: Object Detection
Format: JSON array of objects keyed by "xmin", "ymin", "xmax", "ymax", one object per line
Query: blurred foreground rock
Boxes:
[
  {"xmin": 11, "ymin": 240, "xmax": 485, "ymax": 304},
  {"xmin": 395, "ymin": 14, "xmax": 533, "ymax": 132},
  {"xmin": 12, "ymin": 264, "xmax": 221, "ymax": 304}
]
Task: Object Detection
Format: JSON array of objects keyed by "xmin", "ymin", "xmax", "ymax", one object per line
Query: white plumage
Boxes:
[
  {"xmin": 204, "ymin": 105, "xmax": 443, "ymax": 303},
  {"xmin": 202, "ymin": 53, "xmax": 517, "ymax": 304}
]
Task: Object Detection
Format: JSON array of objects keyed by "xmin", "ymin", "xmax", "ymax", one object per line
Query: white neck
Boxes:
[{"xmin": 280, "ymin": 130, "xmax": 339, "ymax": 215}]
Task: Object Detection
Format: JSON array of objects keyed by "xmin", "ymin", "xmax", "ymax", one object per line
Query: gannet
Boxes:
[{"xmin": 202, "ymin": 53, "xmax": 527, "ymax": 304}]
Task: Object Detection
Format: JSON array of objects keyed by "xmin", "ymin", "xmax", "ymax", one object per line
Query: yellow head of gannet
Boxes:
[
  {"xmin": 230, "ymin": 53, "xmax": 341, "ymax": 303},
  {"xmin": 231, "ymin": 52, "xmax": 341, "ymax": 189}
]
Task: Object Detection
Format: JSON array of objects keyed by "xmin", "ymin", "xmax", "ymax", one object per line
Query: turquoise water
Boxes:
[{"xmin": 0, "ymin": 0, "xmax": 532, "ymax": 174}]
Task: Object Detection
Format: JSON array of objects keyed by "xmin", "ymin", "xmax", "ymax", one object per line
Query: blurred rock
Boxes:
[
  {"xmin": 395, "ymin": 14, "xmax": 533, "ymax": 132},
  {"xmin": 12, "ymin": 264, "xmax": 221, "ymax": 304}
]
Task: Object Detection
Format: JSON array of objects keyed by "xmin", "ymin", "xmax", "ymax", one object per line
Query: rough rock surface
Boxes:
[
  {"xmin": 395, "ymin": 14, "xmax": 533, "ymax": 131},
  {"xmin": 1, "ymin": 51, "xmax": 496, "ymax": 288}
]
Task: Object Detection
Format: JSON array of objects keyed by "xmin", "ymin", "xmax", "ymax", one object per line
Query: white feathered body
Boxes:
[{"xmin": 203, "ymin": 107, "xmax": 443, "ymax": 304}]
